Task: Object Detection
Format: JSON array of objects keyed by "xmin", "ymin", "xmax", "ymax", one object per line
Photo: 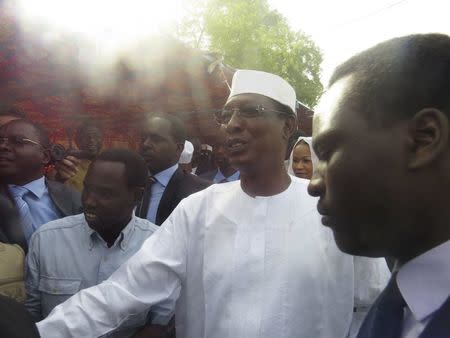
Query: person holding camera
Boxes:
[
  {"xmin": 0, "ymin": 119, "xmax": 81, "ymax": 242},
  {"xmin": 52, "ymin": 120, "xmax": 103, "ymax": 192}
]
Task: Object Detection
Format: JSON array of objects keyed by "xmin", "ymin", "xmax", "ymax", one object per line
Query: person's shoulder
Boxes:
[
  {"xmin": 46, "ymin": 179, "xmax": 81, "ymax": 199},
  {"xmin": 34, "ymin": 213, "xmax": 85, "ymax": 236},
  {"xmin": 134, "ymin": 216, "xmax": 159, "ymax": 234}
]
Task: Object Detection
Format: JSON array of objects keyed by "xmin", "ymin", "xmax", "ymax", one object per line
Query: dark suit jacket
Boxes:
[
  {"xmin": 0, "ymin": 294, "xmax": 40, "ymax": 337},
  {"xmin": 357, "ymin": 294, "xmax": 450, "ymax": 338},
  {"xmin": 46, "ymin": 179, "xmax": 82, "ymax": 217},
  {"xmin": 136, "ymin": 168, "xmax": 211, "ymax": 225},
  {"xmin": 199, "ymin": 169, "xmax": 218, "ymax": 181}
]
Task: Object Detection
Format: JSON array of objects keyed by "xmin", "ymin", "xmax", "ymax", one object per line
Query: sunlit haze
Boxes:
[{"xmin": 11, "ymin": 0, "xmax": 450, "ymax": 98}]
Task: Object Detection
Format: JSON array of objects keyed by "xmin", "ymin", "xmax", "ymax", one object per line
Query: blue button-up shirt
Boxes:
[
  {"xmin": 9, "ymin": 176, "xmax": 61, "ymax": 238},
  {"xmin": 25, "ymin": 213, "xmax": 159, "ymax": 337},
  {"xmin": 213, "ymin": 169, "xmax": 240, "ymax": 183},
  {"xmin": 145, "ymin": 164, "xmax": 178, "ymax": 223}
]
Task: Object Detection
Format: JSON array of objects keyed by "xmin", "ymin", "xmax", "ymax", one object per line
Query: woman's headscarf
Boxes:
[{"xmin": 287, "ymin": 136, "xmax": 318, "ymax": 176}]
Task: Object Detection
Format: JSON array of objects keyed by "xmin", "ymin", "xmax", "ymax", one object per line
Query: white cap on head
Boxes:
[
  {"xmin": 227, "ymin": 70, "xmax": 297, "ymax": 114},
  {"xmin": 179, "ymin": 140, "xmax": 194, "ymax": 164}
]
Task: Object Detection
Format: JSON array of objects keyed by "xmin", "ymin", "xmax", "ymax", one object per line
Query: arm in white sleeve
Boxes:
[{"xmin": 37, "ymin": 203, "xmax": 190, "ymax": 338}]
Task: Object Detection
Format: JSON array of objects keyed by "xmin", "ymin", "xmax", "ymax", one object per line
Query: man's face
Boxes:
[
  {"xmin": 0, "ymin": 121, "xmax": 49, "ymax": 185},
  {"xmin": 139, "ymin": 117, "xmax": 182, "ymax": 174},
  {"xmin": 222, "ymin": 94, "xmax": 290, "ymax": 174},
  {"xmin": 308, "ymin": 75, "xmax": 412, "ymax": 258},
  {"xmin": 82, "ymin": 160, "xmax": 137, "ymax": 234},
  {"xmin": 77, "ymin": 126, "xmax": 103, "ymax": 157}
]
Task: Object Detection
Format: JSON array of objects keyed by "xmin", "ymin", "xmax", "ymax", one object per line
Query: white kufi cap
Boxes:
[
  {"xmin": 179, "ymin": 140, "xmax": 194, "ymax": 164},
  {"xmin": 227, "ymin": 70, "xmax": 296, "ymax": 114}
]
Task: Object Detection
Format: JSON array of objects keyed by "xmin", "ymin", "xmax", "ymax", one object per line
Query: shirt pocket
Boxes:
[{"xmin": 38, "ymin": 276, "xmax": 82, "ymax": 317}]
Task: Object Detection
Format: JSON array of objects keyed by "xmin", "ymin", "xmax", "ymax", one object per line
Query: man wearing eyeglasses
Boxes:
[
  {"xmin": 0, "ymin": 119, "xmax": 81, "ymax": 242},
  {"xmin": 37, "ymin": 70, "xmax": 353, "ymax": 338}
]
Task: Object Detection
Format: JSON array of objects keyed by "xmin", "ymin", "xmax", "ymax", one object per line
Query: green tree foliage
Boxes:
[{"xmin": 175, "ymin": 0, "xmax": 323, "ymax": 107}]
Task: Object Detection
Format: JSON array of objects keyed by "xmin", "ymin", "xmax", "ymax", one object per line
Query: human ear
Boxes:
[{"xmin": 407, "ymin": 108, "xmax": 449, "ymax": 169}]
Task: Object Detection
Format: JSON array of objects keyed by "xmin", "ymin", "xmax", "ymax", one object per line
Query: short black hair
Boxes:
[
  {"xmin": 75, "ymin": 119, "xmax": 102, "ymax": 143},
  {"xmin": 0, "ymin": 106, "xmax": 26, "ymax": 119},
  {"xmin": 144, "ymin": 113, "xmax": 187, "ymax": 143},
  {"xmin": 95, "ymin": 148, "xmax": 148, "ymax": 188},
  {"xmin": 1, "ymin": 119, "xmax": 50, "ymax": 148},
  {"xmin": 329, "ymin": 34, "xmax": 450, "ymax": 125}
]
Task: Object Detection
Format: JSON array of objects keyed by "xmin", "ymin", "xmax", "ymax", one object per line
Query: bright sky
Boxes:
[{"xmin": 268, "ymin": 0, "xmax": 450, "ymax": 86}]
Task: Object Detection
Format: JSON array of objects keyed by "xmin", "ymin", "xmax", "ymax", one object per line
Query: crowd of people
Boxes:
[{"xmin": 0, "ymin": 33, "xmax": 449, "ymax": 338}]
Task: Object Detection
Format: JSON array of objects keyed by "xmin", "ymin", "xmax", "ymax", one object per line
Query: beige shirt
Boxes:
[{"xmin": 0, "ymin": 242, "xmax": 25, "ymax": 302}]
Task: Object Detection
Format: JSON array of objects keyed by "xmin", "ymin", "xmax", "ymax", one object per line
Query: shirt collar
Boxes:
[
  {"xmin": 154, "ymin": 164, "xmax": 178, "ymax": 187},
  {"xmin": 9, "ymin": 176, "xmax": 46, "ymax": 198},
  {"xmin": 215, "ymin": 169, "xmax": 240, "ymax": 182},
  {"xmin": 397, "ymin": 240, "xmax": 450, "ymax": 321},
  {"xmin": 86, "ymin": 214, "xmax": 137, "ymax": 251}
]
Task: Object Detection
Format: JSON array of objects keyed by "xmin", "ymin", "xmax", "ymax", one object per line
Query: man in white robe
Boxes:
[{"xmin": 37, "ymin": 70, "xmax": 354, "ymax": 338}]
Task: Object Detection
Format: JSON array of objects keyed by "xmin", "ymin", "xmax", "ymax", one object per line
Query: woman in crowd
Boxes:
[{"xmin": 288, "ymin": 135, "xmax": 392, "ymax": 337}]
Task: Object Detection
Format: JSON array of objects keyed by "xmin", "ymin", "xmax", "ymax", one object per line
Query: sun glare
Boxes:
[{"xmin": 14, "ymin": 0, "xmax": 181, "ymax": 50}]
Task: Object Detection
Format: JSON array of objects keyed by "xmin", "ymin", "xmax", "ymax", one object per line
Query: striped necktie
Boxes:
[{"xmin": 9, "ymin": 186, "xmax": 35, "ymax": 242}]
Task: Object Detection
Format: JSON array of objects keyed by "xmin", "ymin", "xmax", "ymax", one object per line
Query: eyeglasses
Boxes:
[
  {"xmin": 214, "ymin": 104, "xmax": 293, "ymax": 126},
  {"xmin": 0, "ymin": 136, "xmax": 45, "ymax": 148}
]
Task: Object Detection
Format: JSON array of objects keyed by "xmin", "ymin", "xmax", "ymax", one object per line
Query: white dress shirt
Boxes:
[
  {"xmin": 398, "ymin": 240, "xmax": 450, "ymax": 338},
  {"xmin": 37, "ymin": 177, "xmax": 354, "ymax": 338}
]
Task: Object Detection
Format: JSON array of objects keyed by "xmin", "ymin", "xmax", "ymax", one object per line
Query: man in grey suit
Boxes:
[{"xmin": 0, "ymin": 119, "xmax": 81, "ymax": 242}]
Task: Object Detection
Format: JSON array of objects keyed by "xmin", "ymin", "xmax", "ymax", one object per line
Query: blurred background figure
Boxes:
[
  {"xmin": 178, "ymin": 140, "xmax": 195, "ymax": 174},
  {"xmin": 287, "ymin": 136, "xmax": 316, "ymax": 180},
  {"xmin": 52, "ymin": 119, "xmax": 103, "ymax": 192},
  {"xmin": 200, "ymin": 130, "xmax": 240, "ymax": 183}
]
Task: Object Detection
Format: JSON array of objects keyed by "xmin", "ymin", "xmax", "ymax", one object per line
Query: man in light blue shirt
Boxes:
[
  {"xmin": 0, "ymin": 119, "xmax": 80, "ymax": 242},
  {"xmin": 25, "ymin": 149, "xmax": 160, "ymax": 337}
]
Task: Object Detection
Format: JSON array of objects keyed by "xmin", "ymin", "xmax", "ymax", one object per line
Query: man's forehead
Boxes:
[
  {"xmin": 0, "ymin": 121, "xmax": 36, "ymax": 136},
  {"xmin": 313, "ymin": 75, "xmax": 361, "ymax": 139},
  {"xmin": 86, "ymin": 161, "xmax": 127, "ymax": 185}
]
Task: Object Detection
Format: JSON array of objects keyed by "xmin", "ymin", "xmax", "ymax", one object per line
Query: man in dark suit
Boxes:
[
  {"xmin": 136, "ymin": 113, "xmax": 210, "ymax": 225},
  {"xmin": 308, "ymin": 33, "xmax": 450, "ymax": 338},
  {"xmin": 0, "ymin": 119, "xmax": 81, "ymax": 242},
  {"xmin": 200, "ymin": 129, "xmax": 240, "ymax": 183}
]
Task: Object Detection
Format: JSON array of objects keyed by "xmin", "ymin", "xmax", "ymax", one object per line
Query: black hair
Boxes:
[
  {"xmin": 75, "ymin": 119, "xmax": 102, "ymax": 143},
  {"xmin": 95, "ymin": 148, "xmax": 148, "ymax": 188},
  {"xmin": 0, "ymin": 107, "xmax": 26, "ymax": 119},
  {"xmin": 329, "ymin": 33, "xmax": 450, "ymax": 125},
  {"xmin": 1, "ymin": 119, "xmax": 50, "ymax": 148},
  {"xmin": 144, "ymin": 113, "xmax": 187, "ymax": 143}
]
